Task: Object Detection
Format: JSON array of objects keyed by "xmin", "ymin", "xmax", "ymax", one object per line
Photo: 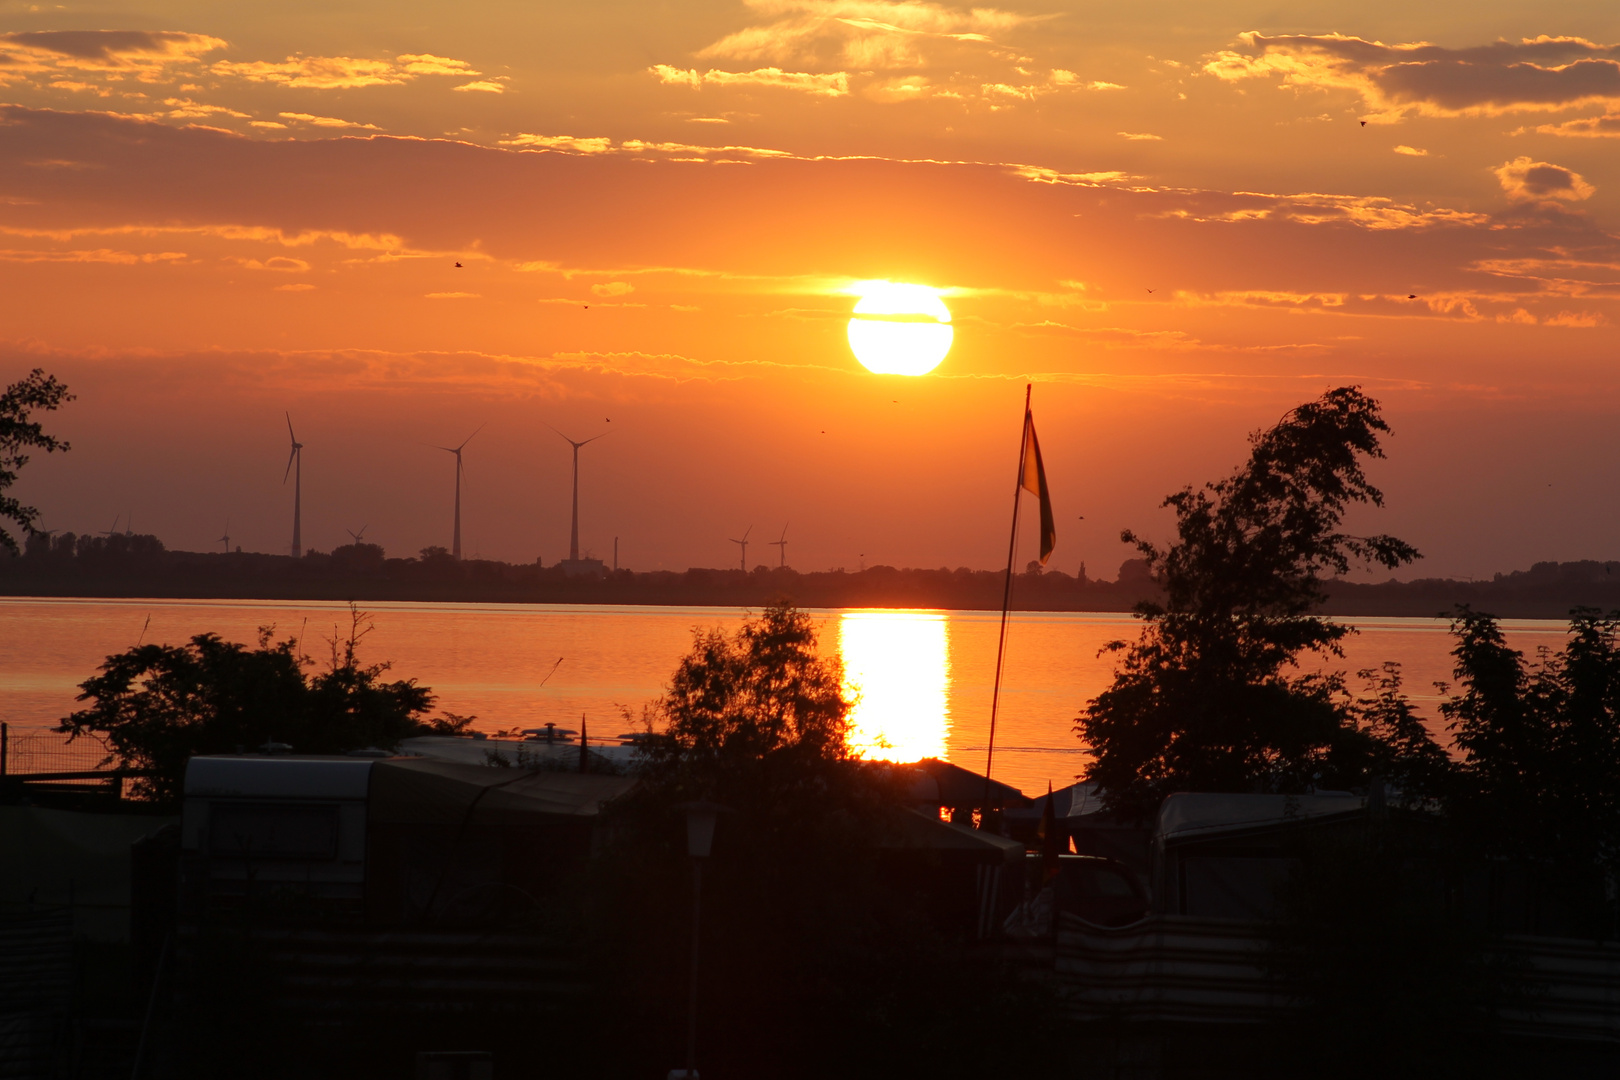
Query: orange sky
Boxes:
[{"xmin": 3, "ymin": 2, "xmax": 1620, "ymax": 578}]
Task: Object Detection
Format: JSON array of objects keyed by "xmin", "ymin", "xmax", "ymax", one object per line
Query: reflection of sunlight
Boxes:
[{"xmin": 838, "ymin": 611, "xmax": 949, "ymax": 762}]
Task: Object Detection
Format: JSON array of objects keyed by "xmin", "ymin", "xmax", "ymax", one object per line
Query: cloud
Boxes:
[
  {"xmin": 591, "ymin": 281, "xmax": 635, "ymax": 297},
  {"xmin": 273, "ymin": 282, "xmax": 315, "ymax": 291},
  {"xmin": 395, "ymin": 54, "xmax": 478, "ymax": 76},
  {"xmin": 651, "ymin": 64, "xmax": 849, "ymax": 96},
  {"xmin": 498, "ymin": 132, "xmax": 792, "ymax": 159},
  {"xmin": 212, "ymin": 52, "xmax": 480, "ymax": 90},
  {"xmin": 0, "ymin": 30, "xmax": 224, "ymax": 79},
  {"xmin": 1118, "ymin": 131, "xmax": 1162, "ymax": 140},
  {"xmin": 0, "ymin": 247, "xmax": 186, "ymax": 263},
  {"xmin": 1493, "ymin": 156, "xmax": 1595, "ymax": 201},
  {"xmin": 164, "ymin": 98, "xmax": 250, "ymax": 120},
  {"xmin": 1205, "ymin": 33, "xmax": 1620, "ymax": 120},
  {"xmin": 453, "ymin": 80, "xmax": 505, "ymax": 93},
  {"xmin": 695, "ymin": 0, "xmax": 1031, "ymax": 71},
  {"xmin": 426, "ymin": 291, "xmax": 480, "ymax": 299},
  {"xmin": 499, "ymin": 133, "xmax": 615, "ymax": 153},
  {"xmin": 279, "ymin": 112, "xmax": 382, "ymax": 130},
  {"xmin": 1393, "ymin": 144, "xmax": 1428, "ymax": 156},
  {"xmin": 1522, "ymin": 113, "xmax": 1620, "ymax": 137}
]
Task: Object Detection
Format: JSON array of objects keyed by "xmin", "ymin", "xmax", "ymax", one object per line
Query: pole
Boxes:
[
  {"xmin": 569, "ymin": 445, "xmax": 581, "ymax": 562},
  {"xmin": 983, "ymin": 384, "xmax": 1032, "ymax": 820},
  {"xmin": 687, "ymin": 857, "xmax": 703, "ymax": 1078},
  {"xmin": 1, "ymin": 721, "xmax": 7, "ymax": 776}
]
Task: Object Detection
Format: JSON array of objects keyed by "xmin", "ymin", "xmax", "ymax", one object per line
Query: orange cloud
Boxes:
[
  {"xmin": 0, "ymin": 30, "xmax": 224, "ymax": 79},
  {"xmin": 211, "ymin": 52, "xmax": 479, "ymax": 90},
  {"xmin": 279, "ymin": 112, "xmax": 383, "ymax": 130},
  {"xmin": 651, "ymin": 64, "xmax": 849, "ymax": 96},
  {"xmin": 1523, "ymin": 113, "xmax": 1620, "ymax": 137},
  {"xmin": 1206, "ymin": 33, "xmax": 1620, "ymax": 120},
  {"xmin": 1493, "ymin": 156, "xmax": 1595, "ymax": 201}
]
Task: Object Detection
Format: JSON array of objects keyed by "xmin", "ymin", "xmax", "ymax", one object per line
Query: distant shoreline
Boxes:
[{"xmin": 7, "ymin": 542, "xmax": 1620, "ymax": 620}]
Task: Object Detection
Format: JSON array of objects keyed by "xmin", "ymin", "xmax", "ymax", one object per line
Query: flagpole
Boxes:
[{"xmin": 983, "ymin": 383, "xmax": 1032, "ymax": 822}]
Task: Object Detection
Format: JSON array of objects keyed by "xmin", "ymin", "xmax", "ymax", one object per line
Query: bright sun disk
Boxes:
[{"xmin": 846, "ymin": 281, "xmax": 953, "ymax": 376}]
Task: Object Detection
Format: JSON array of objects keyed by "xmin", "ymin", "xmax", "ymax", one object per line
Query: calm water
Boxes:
[{"xmin": 0, "ymin": 598, "xmax": 1578, "ymax": 797}]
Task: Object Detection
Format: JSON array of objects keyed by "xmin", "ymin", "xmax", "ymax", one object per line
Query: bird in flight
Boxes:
[
  {"xmin": 1407, "ymin": 294, "xmax": 1417, "ymax": 299},
  {"xmin": 454, "ymin": 262, "xmax": 463, "ymax": 268},
  {"xmin": 1146, "ymin": 288, "xmax": 1156, "ymax": 294},
  {"xmin": 1359, "ymin": 120, "xmax": 1367, "ymax": 127}
]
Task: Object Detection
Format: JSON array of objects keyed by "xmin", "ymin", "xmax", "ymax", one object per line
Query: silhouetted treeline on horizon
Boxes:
[{"xmin": 7, "ymin": 529, "xmax": 1620, "ymax": 617}]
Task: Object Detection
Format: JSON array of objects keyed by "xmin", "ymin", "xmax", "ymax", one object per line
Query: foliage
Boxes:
[
  {"xmin": 0, "ymin": 368, "xmax": 73, "ymax": 555},
  {"xmin": 56, "ymin": 605, "xmax": 437, "ymax": 801},
  {"xmin": 1442, "ymin": 606, "xmax": 1620, "ymax": 925},
  {"xmin": 632, "ymin": 601, "xmax": 860, "ymax": 804},
  {"xmin": 1077, "ymin": 387, "xmax": 1427, "ymax": 818}
]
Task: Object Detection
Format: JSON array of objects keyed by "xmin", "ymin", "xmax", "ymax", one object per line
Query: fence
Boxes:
[{"xmin": 0, "ymin": 724, "xmax": 113, "ymax": 776}]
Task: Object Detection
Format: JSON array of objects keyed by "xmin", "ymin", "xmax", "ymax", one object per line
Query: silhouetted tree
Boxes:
[
  {"xmin": 1077, "ymin": 387, "xmax": 1426, "ymax": 818},
  {"xmin": 1443, "ymin": 605, "xmax": 1620, "ymax": 928},
  {"xmin": 0, "ymin": 368, "xmax": 73, "ymax": 554},
  {"xmin": 57, "ymin": 606, "xmax": 440, "ymax": 801}
]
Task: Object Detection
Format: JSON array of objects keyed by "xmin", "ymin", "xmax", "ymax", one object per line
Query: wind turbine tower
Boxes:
[
  {"xmin": 549, "ymin": 426, "xmax": 605, "ymax": 563},
  {"xmin": 730, "ymin": 525, "xmax": 752, "ymax": 573},
  {"xmin": 769, "ymin": 523, "xmax": 789, "ymax": 568},
  {"xmin": 284, "ymin": 413, "xmax": 304, "ymax": 557},
  {"xmin": 437, "ymin": 427, "xmax": 480, "ymax": 559},
  {"xmin": 218, "ymin": 521, "xmax": 231, "ymax": 553}
]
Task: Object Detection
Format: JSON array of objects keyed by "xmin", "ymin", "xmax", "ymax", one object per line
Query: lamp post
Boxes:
[{"xmin": 670, "ymin": 802, "xmax": 725, "ymax": 1080}]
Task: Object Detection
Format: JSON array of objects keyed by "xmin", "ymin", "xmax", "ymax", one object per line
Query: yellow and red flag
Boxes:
[{"xmin": 1021, "ymin": 409, "xmax": 1056, "ymax": 565}]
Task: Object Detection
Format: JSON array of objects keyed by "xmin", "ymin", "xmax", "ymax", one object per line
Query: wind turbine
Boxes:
[
  {"xmin": 283, "ymin": 413, "xmax": 303, "ymax": 557},
  {"xmin": 123, "ymin": 514, "xmax": 133, "ymax": 537},
  {"xmin": 346, "ymin": 525, "xmax": 368, "ymax": 545},
  {"xmin": 547, "ymin": 424, "xmax": 605, "ymax": 562},
  {"xmin": 730, "ymin": 525, "xmax": 752, "ymax": 572},
  {"xmin": 437, "ymin": 427, "xmax": 480, "ymax": 560},
  {"xmin": 99, "ymin": 516, "xmax": 120, "ymax": 538},
  {"xmin": 769, "ymin": 523, "xmax": 789, "ymax": 568},
  {"xmin": 218, "ymin": 521, "xmax": 231, "ymax": 553}
]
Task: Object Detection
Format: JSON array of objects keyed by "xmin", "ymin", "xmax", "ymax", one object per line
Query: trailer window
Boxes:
[{"xmin": 209, "ymin": 802, "xmax": 340, "ymax": 860}]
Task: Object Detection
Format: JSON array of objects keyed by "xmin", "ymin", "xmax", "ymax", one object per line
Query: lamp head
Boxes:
[{"xmin": 675, "ymin": 801, "xmax": 731, "ymax": 858}]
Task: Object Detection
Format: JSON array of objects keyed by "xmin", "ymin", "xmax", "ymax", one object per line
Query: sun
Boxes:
[{"xmin": 846, "ymin": 281, "xmax": 953, "ymax": 376}]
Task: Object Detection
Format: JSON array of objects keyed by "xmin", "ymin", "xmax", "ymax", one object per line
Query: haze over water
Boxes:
[{"xmin": 0, "ymin": 598, "xmax": 1576, "ymax": 796}]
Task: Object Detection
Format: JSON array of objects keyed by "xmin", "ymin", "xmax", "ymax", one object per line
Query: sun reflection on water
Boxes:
[{"xmin": 837, "ymin": 611, "xmax": 950, "ymax": 762}]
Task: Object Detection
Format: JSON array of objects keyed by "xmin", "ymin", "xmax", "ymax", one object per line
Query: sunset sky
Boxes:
[{"xmin": 4, "ymin": 0, "xmax": 1620, "ymax": 579}]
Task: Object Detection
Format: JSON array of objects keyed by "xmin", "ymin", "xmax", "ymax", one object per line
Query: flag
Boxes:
[{"xmin": 1020, "ymin": 409, "xmax": 1056, "ymax": 565}]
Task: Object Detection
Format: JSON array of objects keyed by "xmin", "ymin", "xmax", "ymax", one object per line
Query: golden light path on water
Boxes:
[{"xmin": 838, "ymin": 610, "xmax": 950, "ymax": 762}]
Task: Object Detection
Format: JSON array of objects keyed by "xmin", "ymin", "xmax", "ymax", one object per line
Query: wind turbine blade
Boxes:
[
  {"xmin": 743, "ymin": 525, "xmax": 752, "ymax": 541},
  {"xmin": 456, "ymin": 424, "xmax": 483, "ymax": 452},
  {"xmin": 285, "ymin": 412, "xmax": 297, "ymax": 443},
  {"xmin": 283, "ymin": 446, "xmax": 297, "ymax": 483}
]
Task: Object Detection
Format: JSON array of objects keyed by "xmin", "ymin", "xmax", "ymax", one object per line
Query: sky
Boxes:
[{"xmin": 3, "ymin": 0, "xmax": 1619, "ymax": 579}]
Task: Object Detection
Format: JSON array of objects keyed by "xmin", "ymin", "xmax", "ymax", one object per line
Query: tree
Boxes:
[
  {"xmin": 0, "ymin": 368, "xmax": 73, "ymax": 555},
  {"xmin": 633, "ymin": 601, "xmax": 859, "ymax": 806},
  {"xmin": 1077, "ymin": 387, "xmax": 1426, "ymax": 818},
  {"xmin": 57, "ymin": 607, "xmax": 443, "ymax": 801},
  {"xmin": 1442, "ymin": 606, "xmax": 1620, "ymax": 926}
]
